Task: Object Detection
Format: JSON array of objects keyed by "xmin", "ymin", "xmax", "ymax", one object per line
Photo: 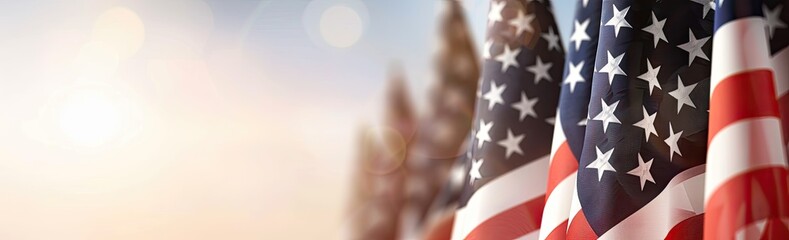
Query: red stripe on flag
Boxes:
[
  {"xmin": 464, "ymin": 195, "xmax": 544, "ymax": 240},
  {"xmin": 704, "ymin": 167, "xmax": 789, "ymax": 240},
  {"xmin": 763, "ymin": 218, "xmax": 789, "ymax": 239},
  {"xmin": 543, "ymin": 219, "xmax": 568, "ymax": 240},
  {"xmin": 423, "ymin": 213, "xmax": 454, "ymax": 240},
  {"xmin": 566, "ymin": 211, "xmax": 597, "ymax": 240},
  {"xmin": 709, "ymin": 69, "xmax": 779, "ymax": 141},
  {"xmin": 546, "ymin": 142, "xmax": 578, "ymax": 198},
  {"xmin": 665, "ymin": 214, "xmax": 704, "ymax": 240}
]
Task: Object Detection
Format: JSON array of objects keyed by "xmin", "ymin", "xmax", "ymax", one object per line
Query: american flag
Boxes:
[
  {"xmin": 539, "ymin": 0, "xmax": 601, "ymax": 239},
  {"xmin": 704, "ymin": 0, "xmax": 789, "ymax": 239},
  {"xmin": 400, "ymin": 1, "xmax": 481, "ymax": 238},
  {"xmin": 346, "ymin": 68, "xmax": 415, "ymax": 240},
  {"xmin": 563, "ymin": 0, "xmax": 714, "ymax": 238},
  {"xmin": 451, "ymin": 0, "xmax": 564, "ymax": 239}
]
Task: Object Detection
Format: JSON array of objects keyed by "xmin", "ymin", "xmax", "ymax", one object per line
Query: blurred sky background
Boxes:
[{"xmin": 0, "ymin": 0, "xmax": 575, "ymax": 239}]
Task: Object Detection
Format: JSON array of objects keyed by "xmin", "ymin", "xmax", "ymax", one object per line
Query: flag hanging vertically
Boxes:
[
  {"xmin": 451, "ymin": 0, "xmax": 564, "ymax": 239},
  {"xmin": 398, "ymin": 0, "xmax": 481, "ymax": 238},
  {"xmin": 567, "ymin": 0, "xmax": 713, "ymax": 238},
  {"xmin": 539, "ymin": 0, "xmax": 602, "ymax": 239},
  {"xmin": 704, "ymin": 0, "xmax": 789, "ymax": 239},
  {"xmin": 346, "ymin": 67, "xmax": 415, "ymax": 240}
]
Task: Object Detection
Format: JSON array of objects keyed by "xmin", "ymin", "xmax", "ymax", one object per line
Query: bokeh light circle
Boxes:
[
  {"xmin": 302, "ymin": 0, "xmax": 369, "ymax": 49},
  {"xmin": 319, "ymin": 6, "xmax": 363, "ymax": 48},
  {"xmin": 361, "ymin": 126, "xmax": 407, "ymax": 175},
  {"xmin": 92, "ymin": 7, "xmax": 145, "ymax": 59}
]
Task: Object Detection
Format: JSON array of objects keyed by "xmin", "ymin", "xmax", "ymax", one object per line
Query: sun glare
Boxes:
[
  {"xmin": 92, "ymin": 7, "xmax": 145, "ymax": 59},
  {"xmin": 319, "ymin": 6, "xmax": 363, "ymax": 48},
  {"xmin": 57, "ymin": 89, "xmax": 125, "ymax": 147}
]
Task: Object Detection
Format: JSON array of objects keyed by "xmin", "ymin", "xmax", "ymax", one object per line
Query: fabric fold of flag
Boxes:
[
  {"xmin": 704, "ymin": 0, "xmax": 789, "ymax": 239},
  {"xmin": 451, "ymin": 0, "xmax": 564, "ymax": 239},
  {"xmin": 539, "ymin": 0, "xmax": 602, "ymax": 239},
  {"xmin": 567, "ymin": 0, "xmax": 712, "ymax": 239}
]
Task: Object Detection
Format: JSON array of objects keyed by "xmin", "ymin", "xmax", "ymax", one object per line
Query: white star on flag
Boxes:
[
  {"xmin": 483, "ymin": 40, "xmax": 494, "ymax": 59},
  {"xmin": 511, "ymin": 92, "xmax": 539, "ymax": 121},
  {"xmin": 587, "ymin": 146, "xmax": 616, "ymax": 181},
  {"xmin": 677, "ymin": 29, "xmax": 710, "ymax": 65},
  {"xmin": 691, "ymin": 0, "xmax": 716, "ymax": 17},
  {"xmin": 764, "ymin": 5, "xmax": 787, "ymax": 38},
  {"xmin": 564, "ymin": 61, "xmax": 586, "ymax": 93},
  {"xmin": 508, "ymin": 10, "xmax": 535, "ymax": 36},
  {"xmin": 664, "ymin": 123, "xmax": 684, "ymax": 161},
  {"xmin": 637, "ymin": 59, "xmax": 662, "ymax": 95},
  {"xmin": 469, "ymin": 158, "xmax": 484, "ymax": 183},
  {"xmin": 483, "ymin": 82, "xmax": 507, "ymax": 110},
  {"xmin": 542, "ymin": 27, "xmax": 561, "ymax": 51},
  {"xmin": 633, "ymin": 106, "xmax": 659, "ymax": 141},
  {"xmin": 627, "ymin": 153, "xmax": 655, "ymax": 191},
  {"xmin": 527, "ymin": 56, "xmax": 553, "ymax": 84},
  {"xmin": 642, "ymin": 12, "xmax": 667, "ymax": 47},
  {"xmin": 605, "ymin": 5, "xmax": 632, "ymax": 37},
  {"xmin": 592, "ymin": 99, "xmax": 621, "ymax": 133},
  {"xmin": 600, "ymin": 51, "xmax": 626, "ymax": 84},
  {"xmin": 668, "ymin": 76, "xmax": 698, "ymax": 114},
  {"xmin": 475, "ymin": 120, "xmax": 494, "ymax": 149},
  {"xmin": 495, "ymin": 45, "xmax": 521, "ymax": 72},
  {"xmin": 497, "ymin": 129, "xmax": 525, "ymax": 159},
  {"xmin": 570, "ymin": 19, "xmax": 591, "ymax": 51},
  {"xmin": 488, "ymin": 1, "xmax": 506, "ymax": 26}
]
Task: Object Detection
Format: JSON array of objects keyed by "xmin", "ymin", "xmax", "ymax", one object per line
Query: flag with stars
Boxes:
[
  {"xmin": 704, "ymin": 0, "xmax": 789, "ymax": 239},
  {"xmin": 566, "ymin": 0, "xmax": 713, "ymax": 238},
  {"xmin": 450, "ymin": 0, "xmax": 564, "ymax": 239},
  {"xmin": 539, "ymin": 0, "xmax": 602, "ymax": 239},
  {"xmin": 769, "ymin": 0, "xmax": 789, "ymax": 162},
  {"xmin": 402, "ymin": 1, "xmax": 482, "ymax": 239}
]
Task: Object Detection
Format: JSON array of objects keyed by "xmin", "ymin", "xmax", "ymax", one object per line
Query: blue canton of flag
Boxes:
[{"xmin": 569, "ymin": 0, "xmax": 713, "ymax": 239}]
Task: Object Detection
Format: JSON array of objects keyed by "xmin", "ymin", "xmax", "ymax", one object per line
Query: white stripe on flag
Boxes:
[
  {"xmin": 549, "ymin": 111, "xmax": 566, "ymax": 162},
  {"xmin": 452, "ymin": 155, "xmax": 549, "ymax": 240},
  {"xmin": 567, "ymin": 183, "xmax": 582, "ymax": 228},
  {"xmin": 710, "ymin": 17, "xmax": 772, "ymax": 92},
  {"xmin": 539, "ymin": 172, "xmax": 576, "ymax": 240},
  {"xmin": 598, "ymin": 165, "xmax": 706, "ymax": 240},
  {"xmin": 704, "ymin": 118, "xmax": 788, "ymax": 202}
]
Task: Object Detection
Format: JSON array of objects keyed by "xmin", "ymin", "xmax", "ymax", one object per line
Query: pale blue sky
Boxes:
[{"xmin": 213, "ymin": 0, "xmax": 578, "ymax": 115}]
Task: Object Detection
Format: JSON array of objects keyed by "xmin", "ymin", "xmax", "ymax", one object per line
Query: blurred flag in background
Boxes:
[
  {"xmin": 347, "ymin": 68, "xmax": 415, "ymax": 240},
  {"xmin": 398, "ymin": 0, "xmax": 481, "ymax": 239}
]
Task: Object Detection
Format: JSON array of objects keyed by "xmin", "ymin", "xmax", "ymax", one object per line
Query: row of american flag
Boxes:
[{"xmin": 348, "ymin": 0, "xmax": 789, "ymax": 239}]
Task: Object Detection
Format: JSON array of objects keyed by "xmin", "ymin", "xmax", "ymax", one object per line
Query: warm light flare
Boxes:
[
  {"xmin": 92, "ymin": 7, "xmax": 145, "ymax": 59},
  {"xmin": 57, "ymin": 89, "xmax": 124, "ymax": 147}
]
